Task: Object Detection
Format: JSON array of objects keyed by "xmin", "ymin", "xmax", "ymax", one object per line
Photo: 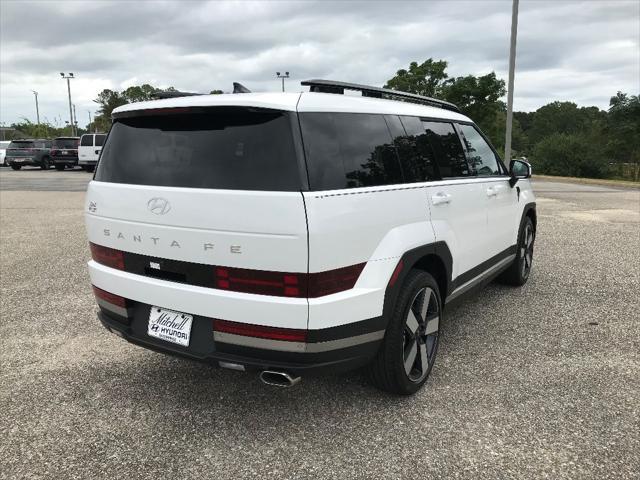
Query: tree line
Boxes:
[
  {"xmin": 6, "ymin": 60, "xmax": 638, "ymax": 181},
  {"xmin": 384, "ymin": 59, "xmax": 639, "ymax": 181}
]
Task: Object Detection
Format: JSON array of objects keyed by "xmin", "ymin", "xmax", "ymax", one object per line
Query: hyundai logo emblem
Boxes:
[{"xmin": 147, "ymin": 197, "xmax": 171, "ymax": 215}]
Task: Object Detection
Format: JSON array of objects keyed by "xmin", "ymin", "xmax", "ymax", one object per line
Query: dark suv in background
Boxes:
[
  {"xmin": 51, "ymin": 137, "xmax": 80, "ymax": 170},
  {"xmin": 5, "ymin": 139, "xmax": 52, "ymax": 170}
]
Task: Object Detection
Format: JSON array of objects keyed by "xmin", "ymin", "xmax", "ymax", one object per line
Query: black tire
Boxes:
[
  {"xmin": 498, "ymin": 216, "xmax": 535, "ymax": 286},
  {"xmin": 10, "ymin": 164, "xmax": 21, "ymax": 170},
  {"xmin": 40, "ymin": 157, "xmax": 50, "ymax": 170},
  {"xmin": 367, "ymin": 270, "xmax": 442, "ymax": 395},
  {"xmin": 55, "ymin": 164, "xmax": 65, "ymax": 171}
]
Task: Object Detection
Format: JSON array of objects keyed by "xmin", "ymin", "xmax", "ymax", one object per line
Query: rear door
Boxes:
[
  {"xmin": 86, "ymin": 107, "xmax": 308, "ymax": 274},
  {"xmin": 79, "ymin": 135, "xmax": 93, "ymax": 162},
  {"xmin": 416, "ymin": 120, "xmax": 489, "ymax": 281}
]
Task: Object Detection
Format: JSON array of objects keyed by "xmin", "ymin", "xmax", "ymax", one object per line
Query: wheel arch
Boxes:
[{"xmin": 381, "ymin": 242, "xmax": 453, "ymax": 324}]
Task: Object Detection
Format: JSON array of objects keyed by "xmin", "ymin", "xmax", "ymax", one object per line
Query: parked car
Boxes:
[
  {"xmin": 0, "ymin": 140, "xmax": 10, "ymax": 166},
  {"xmin": 51, "ymin": 137, "xmax": 80, "ymax": 170},
  {"xmin": 86, "ymin": 80, "xmax": 536, "ymax": 395},
  {"xmin": 78, "ymin": 133, "xmax": 107, "ymax": 172},
  {"xmin": 5, "ymin": 139, "xmax": 52, "ymax": 170}
]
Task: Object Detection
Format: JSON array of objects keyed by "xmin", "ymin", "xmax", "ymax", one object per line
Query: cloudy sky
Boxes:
[{"xmin": 1, "ymin": 0, "xmax": 638, "ymax": 127}]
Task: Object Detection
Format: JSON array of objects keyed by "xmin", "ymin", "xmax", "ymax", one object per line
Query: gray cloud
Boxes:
[{"xmin": 1, "ymin": 0, "xmax": 638, "ymax": 126}]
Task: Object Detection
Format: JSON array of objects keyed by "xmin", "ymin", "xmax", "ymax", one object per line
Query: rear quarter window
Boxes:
[
  {"xmin": 95, "ymin": 108, "xmax": 302, "ymax": 191},
  {"xmin": 299, "ymin": 112, "xmax": 402, "ymax": 190}
]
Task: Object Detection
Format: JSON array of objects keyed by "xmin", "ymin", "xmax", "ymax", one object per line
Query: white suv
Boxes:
[
  {"xmin": 78, "ymin": 133, "xmax": 107, "ymax": 172},
  {"xmin": 85, "ymin": 80, "xmax": 536, "ymax": 395}
]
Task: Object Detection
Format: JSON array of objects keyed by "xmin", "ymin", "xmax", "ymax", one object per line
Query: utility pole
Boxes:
[
  {"xmin": 276, "ymin": 71, "xmax": 290, "ymax": 92},
  {"xmin": 31, "ymin": 90, "xmax": 40, "ymax": 125},
  {"xmin": 60, "ymin": 73, "xmax": 75, "ymax": 136},
  {"xmin": 73, "ymin": 104, "xmax": 77, "ymax": 135},
  {"xmin": 88, "ymin": 111, "xmax": 93, "ymax": 132},
  {"xmin": 504, "ymin": 0, "xmax": 519, "ymax": 164}
]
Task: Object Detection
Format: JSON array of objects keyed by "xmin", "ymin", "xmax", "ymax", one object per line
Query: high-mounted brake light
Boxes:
[
  {"xmin": 90, "ymin": 243, "xmax": 125, "ymax": 270},
  {"xmin": 213, "ymin": 319, "xmax": 307, "ymax": 342},
  {"xmin": 92, "ymin": 285, "xmax": 128, "ymax": 308}
]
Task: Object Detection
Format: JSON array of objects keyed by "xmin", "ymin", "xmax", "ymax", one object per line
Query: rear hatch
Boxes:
[
  {"xmin": 6, "ymin": 140, "xmax": 36, "ymax": 160},
  {"xmin": 52, "ymin": 137, "xmax": 79, "ymax": 158},
  {"xmin": 86, "ymin": 106, "xmax": 309, "ymax": 285}
]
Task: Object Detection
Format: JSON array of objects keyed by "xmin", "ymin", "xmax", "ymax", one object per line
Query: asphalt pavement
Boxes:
[{"xmin": 0, "ymin": 168, "xmax": 639, "ymax": 479}]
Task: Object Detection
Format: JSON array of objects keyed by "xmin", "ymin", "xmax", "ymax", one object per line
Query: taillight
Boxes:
[
  {"xmin": 213, "ymin": 319, "xmax": 307, "ymax": 342},
  {"xmin": 92, "ymin": 285, "xmax": 128, "ymax": 308},
  {"xmin": 90, "ymin": 242, "xmax": 125, "ymax": 270},
  {"xmin": 215, "ymin": 267, "xmax": 306, "ymax": 297},
  {"xmin": 213, "ymin": 263, "xmax": 365, "ymax": 298},
  {"xmin": 50, "ymin": 149, "xmax": 57, "ymax": 156},
  {"xmin": 308, "ymin": 263, "xmax": 365, "ymax": 297}
]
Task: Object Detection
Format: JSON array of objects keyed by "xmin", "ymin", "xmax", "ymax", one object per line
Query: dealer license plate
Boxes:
[{"xmin": 148, "ymin": 306, "xmax": 193, "ymax": 347}]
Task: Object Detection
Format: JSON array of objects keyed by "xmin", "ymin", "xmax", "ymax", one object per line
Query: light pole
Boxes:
[
  {"xmin": 504, "ymin": 0, "xmax": 519, "ymax": 163},
  {"xmin": 60, "ymin": 72, "xmax": 75, "ymax": 136},
  {"xmin": 88, "ymin": 110, "xmax": 93, "ymax": 132},
  {"xmin": 73, "ymin": 104, "xmax": 77, "ymax": 134},
  {"xmin": 276, "ymin": 71, "xmax": 290, "ymax": 92},
  {"xmin": 31, "ymin": 90, "xmax": 40, "ymax": 125}
]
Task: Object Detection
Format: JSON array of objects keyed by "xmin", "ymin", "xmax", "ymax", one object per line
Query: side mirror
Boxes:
[{"xmin": 509, "ymin": 159, "xmax": 532, "ymax": 187}]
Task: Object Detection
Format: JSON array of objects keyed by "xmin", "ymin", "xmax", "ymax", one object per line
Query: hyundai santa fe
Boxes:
[{"xmin": 86, "ymin": 79, "xmax": 536, "ymax": 395}]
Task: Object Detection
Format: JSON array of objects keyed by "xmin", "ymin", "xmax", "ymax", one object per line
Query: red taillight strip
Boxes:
[
  {"xmin": 213, "ymin": 319, "xmax": 307, "ymax": 342},
  {"xmin": 89, "ymin": 242, "xmax": 364, "ymax": 298},
  {"xmin": 90, "ymin": 242, "xmax": 125, "ymax": 270},
  {"xmin": 92, "ymin": 285, "xmax": 128, "ymax": 308}
]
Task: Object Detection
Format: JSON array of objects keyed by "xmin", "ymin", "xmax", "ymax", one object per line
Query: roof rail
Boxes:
[{"xmin": 301, "ymin": 79, "xmax": 461, "ymax": 113}]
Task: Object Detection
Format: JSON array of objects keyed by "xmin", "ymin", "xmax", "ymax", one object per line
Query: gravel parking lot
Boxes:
[{"xmin": 1, "ymin": 167, "xmax": 639, "ymax": 479}]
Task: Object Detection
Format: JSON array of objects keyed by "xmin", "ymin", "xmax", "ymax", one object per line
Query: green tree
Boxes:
[
  {"xmin": 606, "ymin": 92, "xmax": 640, "ymax": 162},
  {"xmin": 531, "ymin": 132, "xmax": 609, "ymax": 178},
  {"xmin": 528, "ymin": 101, "xmax": 606, "ymax": 144},
  {"xmin": 441, "ymin": 72, "xmax": 506, "ymax": 148},
  {"xmin": 384, "ymin": 59, "xmax": 449, "ymax": 97},
  {"xmin": 210, "ymin": 89, "xmax": 224, "ymax": 94}
]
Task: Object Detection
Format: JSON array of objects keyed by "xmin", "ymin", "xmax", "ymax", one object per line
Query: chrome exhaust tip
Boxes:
[{"xmin": 259, "ymin": 370, "xmax": 301, "ymax": 388}]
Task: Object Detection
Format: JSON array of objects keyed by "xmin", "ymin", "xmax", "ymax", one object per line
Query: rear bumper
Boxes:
[
  {"xmin": 53, "ymin": 157, "xmax": 77, "ymax": 165},
  {"xmin": 98, "ymin": 307, "xmax": 383, "ymax": 376},
  {"xmin": 78, "ymin": 160, "xmax": 97, "ymax": 166},
  {"xmin": 7, "ymin": 156, "xmax": 38, "ymax": 166}
]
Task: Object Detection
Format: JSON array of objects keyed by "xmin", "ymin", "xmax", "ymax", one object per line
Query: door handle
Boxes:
[
  {"xmin": 431, "ymin": 192, "xmax": 452, "ymax": 205},
  {"xmin": 486, "ymin": 187, "xmax": 498, "ymax": 197}
]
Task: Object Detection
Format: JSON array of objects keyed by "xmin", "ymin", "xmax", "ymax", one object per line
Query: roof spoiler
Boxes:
[
  {"xmin": 301, "ymin": 79, "xmax": 461, "ymax": 113},
  {"xmin": 152, "ymin": 90, "xmax": 203, "ymax": 99}
]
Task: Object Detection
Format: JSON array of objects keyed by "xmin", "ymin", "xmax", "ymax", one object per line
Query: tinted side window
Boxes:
[
  {"xmin": 458, "ymin": 124, "xmax": 501, "ymax": 175},
  {"xmin": 299, "ymin": 113, "xmax": 402, "ymax": 190},
  {"xmin": 422, "ymin": 122, "xmax": 469, "ymax": 177},
  {"xmin": 80, "ymin": 135, "xmax": 93, "ymax": 146},
  {"xmin": 95, "ymin": 134, "xmax": 107, "ymax": 146},
  {"xmin": 398, "ymin": 116, "xmax": 438, "ymax": 182}
]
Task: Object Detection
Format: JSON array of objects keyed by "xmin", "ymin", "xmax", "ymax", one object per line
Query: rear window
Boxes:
[
  {"xmin": 9, "ymin": 141, "xmax": 34, "ymax": 149},
  {"xmin": 95, "ymin": 134, "xmax": 106, "ymax": 146},
  {"xmin": 95, "ymin": 108, "xmax": 302, "ymax": 191},
  {"xmin": 80, "ymin": 135, "xmax": 93, "ymax": 146},
  {"xmin": 299, "ymin": 113, "xmax": 402, "ymax": 190},
  {"xmin": 53, "ymin": 138, "xmax": 79, "ymax": 149}
]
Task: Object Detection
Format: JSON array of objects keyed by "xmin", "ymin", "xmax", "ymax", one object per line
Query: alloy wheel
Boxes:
[
  {"xmin": 402, "ymin": 286, "xmax": 440, "ymax": 382},
  {"xmin": 521, "ymin": 224, "xmax": 534, "ymax": 279}
]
